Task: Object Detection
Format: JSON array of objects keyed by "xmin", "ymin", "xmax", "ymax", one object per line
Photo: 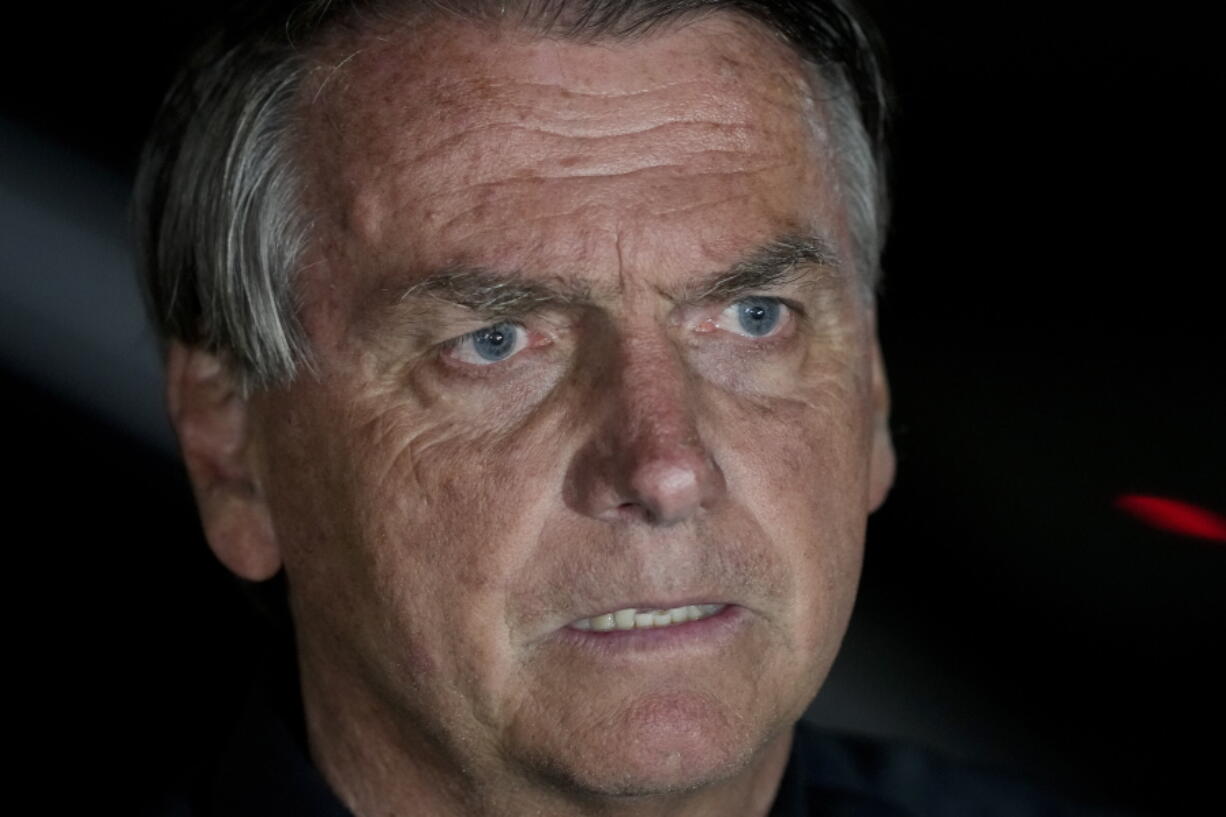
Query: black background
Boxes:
[{"xmin": 3, "ymin": 2, "xmax": 1223, "ymax": 813}]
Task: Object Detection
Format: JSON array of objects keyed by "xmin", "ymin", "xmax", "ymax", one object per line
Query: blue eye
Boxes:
[
  {"xmin": 470, "ymin": 323, "xmax": 521, "ymax": 362},
  {"xmin": 734, "ymin": 297, "xmax": 782, "ymax": 337},
  {"xmin": 444, "ymin": 322, "xmax": 529, "ymax": 366}
]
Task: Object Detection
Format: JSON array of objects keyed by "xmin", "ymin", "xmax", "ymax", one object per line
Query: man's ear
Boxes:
[
  {"xmin": 166, "ymin": 342, "xmax": 282, "ymax": 581},
  {"xmin": 867, "ymin": 337, "xmax": 896, "ymax": 512}
]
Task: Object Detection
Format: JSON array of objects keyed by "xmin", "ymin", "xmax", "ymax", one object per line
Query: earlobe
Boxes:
[
  {"xmin": 166, "ymin": 342, "xmax": 283, "ymax": 581},
  {"xmin": 867, "ymin": 339, "xmax": 896, "ymax": 512}
]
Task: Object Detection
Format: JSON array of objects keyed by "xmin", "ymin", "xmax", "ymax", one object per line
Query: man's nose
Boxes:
[{"xmin": 564, "ymin": 338, "xmax": 726, "ymax": 526}]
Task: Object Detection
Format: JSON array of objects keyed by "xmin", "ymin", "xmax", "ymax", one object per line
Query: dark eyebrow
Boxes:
[
  {"xmin": 397, "ymin": 265, "xmax": 592, "ymax": 320},
  {"xmin": 683, "ymin": 233, "xmax": 841, "ymax": 304},
  {"xmin": 394, "ymin": 232, "xmax": 839, "ymax": 318}
]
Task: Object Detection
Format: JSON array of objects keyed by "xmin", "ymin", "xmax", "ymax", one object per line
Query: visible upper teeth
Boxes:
[{"xmin": 570, "ymin": 604, "xmax": 725, "ymax": 632}]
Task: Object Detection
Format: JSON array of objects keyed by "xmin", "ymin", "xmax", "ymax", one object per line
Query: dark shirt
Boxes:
[{"xmin": 152, "ymin": 669, "xmax": 1117, "ymax": 817}]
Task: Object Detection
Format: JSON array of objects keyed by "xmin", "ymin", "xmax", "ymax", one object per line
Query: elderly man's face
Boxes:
[{"xmin": 195, "ymin": 12, "xmax": 893, "ymax": 808}]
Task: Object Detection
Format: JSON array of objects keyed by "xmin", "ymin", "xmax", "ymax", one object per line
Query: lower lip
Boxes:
[{"xmin": 553, "ymin": 605, "xmax": 743, "ymax": 655}]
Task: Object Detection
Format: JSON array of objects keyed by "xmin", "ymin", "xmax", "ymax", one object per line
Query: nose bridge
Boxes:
[
  {"xmin": 566, "ymin": 328, "xmax": 726, "ymax": 526},
  {"xmin": 613, "ymin": 334, "xmax": 701, "ymax": 460}
]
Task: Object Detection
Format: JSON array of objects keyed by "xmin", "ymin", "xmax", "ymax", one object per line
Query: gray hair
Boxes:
[{"xmin": 134, "ymin": 0, "xmax": 891, "ymax": 389}]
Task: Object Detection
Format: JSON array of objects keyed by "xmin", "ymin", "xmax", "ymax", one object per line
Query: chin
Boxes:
[{"xmin": 528, "ymin": 690, "xmax": 770, "ymax": 799}]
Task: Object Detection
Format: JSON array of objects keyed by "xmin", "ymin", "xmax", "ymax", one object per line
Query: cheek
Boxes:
[
  {"xmin": 349, "ymin": 415, "xmax": 537, "ymax": 598},
  {"xmin": 264, "ymin": 382, "xmax": 546, "ymax": 657},
  {"xmin": 708, "ymin": 370, "xmax": 871, "ymax": 628},
  {"xmin": 716, "ymin": 365, "xmax": 873, "ymax": 510}
]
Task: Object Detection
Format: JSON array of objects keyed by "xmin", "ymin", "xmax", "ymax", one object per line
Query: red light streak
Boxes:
[{"xmin": 1114, "ymin": 494, "xmax": 1226, "ymax": 543}]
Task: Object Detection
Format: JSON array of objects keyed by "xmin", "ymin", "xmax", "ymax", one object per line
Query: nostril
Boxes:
[{"xmin": 608, "ymin": 502, "xmax": 650, "ymax": 524}]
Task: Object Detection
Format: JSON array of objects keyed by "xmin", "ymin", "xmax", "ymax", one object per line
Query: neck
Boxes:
[{"xmin": 299, "ymin": 658, "xmax": 794, "ymax": 817}]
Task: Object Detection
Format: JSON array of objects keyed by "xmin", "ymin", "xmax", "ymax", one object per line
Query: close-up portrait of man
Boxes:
[
  {"xmin": 2, "ymin": 0, "xmax": 1221, "ymax": 815},
  {"xmin": 137, "ymin": 2, "xmax": 908, "ymax": 813}
]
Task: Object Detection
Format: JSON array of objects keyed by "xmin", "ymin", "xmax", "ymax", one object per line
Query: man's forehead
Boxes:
[
  {"xmin": 297, "ymin": 10, "xmax": 845, "ymax": 311},
  {"xmin": 303, "ymin": 12, "xmax": 825, "ymax": 187}
]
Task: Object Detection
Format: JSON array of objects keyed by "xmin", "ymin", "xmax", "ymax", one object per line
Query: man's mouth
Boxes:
[{"xmin": 569, "ymin": 604, "xmax": 727, "ymax": 632}]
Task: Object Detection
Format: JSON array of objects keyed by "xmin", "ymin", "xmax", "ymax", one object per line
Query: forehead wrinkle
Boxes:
[
  {"xmin": 435, "ymin": 74, "xmax": 813, "ymax": 126},
  {"xmin": 425, "ymin": 75, "xmax": 721, "ymax": 108},
  {"xmin": 408, "ymin": 119, "xmax": 767, "ymax": 163},
  {"xmin": 313, "ymin": 22, "xmax": 817, "ymax": 164},
  {"xmin": 429, "ymin": 161, "xmax": 792, "ymax": 241},
  {"xmin": 308, "ymin": 17, "xmax": 829, "ymax": 237},
  {"xmin": 398, "ymin": 99, "xmax": 810, "ymax": 190},
  {"xmin": 395, "ymin": 117, "xmax": 791, "ymax": 203},
  {"xmin": 342, "ymin": 113, "xmax": 796, "ymax": 251}
]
